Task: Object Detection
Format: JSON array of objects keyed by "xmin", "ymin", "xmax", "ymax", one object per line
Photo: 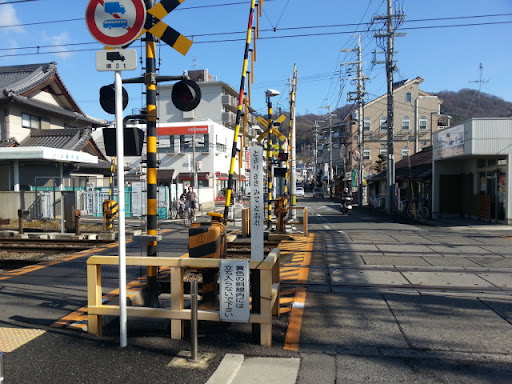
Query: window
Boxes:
[
  {"xmin": 406, "ymin": 92, "xmax": 412, "ymax": 102},
  {"xmin": 363, "ymin": 118, "xmax": 371, "ymax": 132},
  {"xmin": 419, "ymin": 116, "xmax": 428, "ymax": 130},
  {"xmin": 363, "ymin": 147, "xmax": 371, "ymax": 161},
  {"xmin": 402, "ymin": 116, "xmax": 410, "ymax": 131},
  {"xmin": 379, "ymin": 144, "xmax": 387, "ymax": 156},
  {"xmin": 402, "ymin": 147, "xmax": 410, "ymax": 159},
  {"xmin": 22, "ymin": 113, "xmax": 41, "ymax": 129},
  {"xmin": 179, "ymin": 134, "xmax": 209, "ymax": 153},
  {"xmin": 379, "ymin": 117, "xmax": 387, "ymax": 130}
]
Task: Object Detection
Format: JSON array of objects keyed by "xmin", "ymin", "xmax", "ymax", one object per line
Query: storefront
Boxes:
[{"xmin": 432, "ymin": 118, "xmax": 512, "ymax": 223}]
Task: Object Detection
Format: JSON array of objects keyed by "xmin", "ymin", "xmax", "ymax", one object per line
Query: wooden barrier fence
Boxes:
[{"xmin": 87, "ymin": 249, "xmax": 280, "ymax": 346}]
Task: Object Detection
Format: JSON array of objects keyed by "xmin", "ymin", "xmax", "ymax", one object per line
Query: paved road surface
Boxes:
[{"xmin": 1, "ymin": 199, "xmax": 512, "ymax": 383}]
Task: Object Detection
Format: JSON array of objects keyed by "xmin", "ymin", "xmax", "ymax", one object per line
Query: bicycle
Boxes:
[{"xmin": 405, "ymin": 200, "xmax": 430, "ymax": 220}]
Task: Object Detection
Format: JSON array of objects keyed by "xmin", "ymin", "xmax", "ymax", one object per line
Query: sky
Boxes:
[{"xmin": 0, "ymin": 0, "xmax": 511, "ymax": 122}]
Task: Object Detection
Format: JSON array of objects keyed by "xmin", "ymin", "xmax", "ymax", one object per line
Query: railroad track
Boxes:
[
  {"xmin": 0, "ymin": 238, "xmax": 115, "ymax": 252},
  {"xmin": 279, "ymin": 264, "xmax": 512, "ymax": 295}
]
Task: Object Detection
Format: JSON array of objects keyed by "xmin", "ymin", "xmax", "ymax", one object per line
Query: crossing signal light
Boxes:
[
  {"xmin": 278, "ymin": 152, "xmax": 288, "ymax": 161},
  {"xmin": 102, "ymin": 127, "xmax": 144, "ymax": 157},
  {"xmin": 171, "ymin": 79, "xmax": 201, "ymax": 111},
  {"xmin": 99, "ymin": 84, "xmax": 129, "ymax": 114}
]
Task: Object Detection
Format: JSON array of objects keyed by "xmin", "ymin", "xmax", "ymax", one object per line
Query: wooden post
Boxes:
[
  {"xmin": 242, "ymin": 207, "xmax": 250, "ymax": 237},
  {"xmin": 87, "ymin": 263, "xmax": 103, "ymax": 336},
  {"xmin": 170, "ymin": 265, "xmax": 184, "ymax": 339},
  {"xmin": 303, "ymin": 207, "xmax": 309, "ymax": 236},
  {"xmin": 260, "ymin": 264, "xmax": 273, "ymax": 346}
]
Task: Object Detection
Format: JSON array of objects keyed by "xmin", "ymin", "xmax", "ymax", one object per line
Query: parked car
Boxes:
[
  {"xmin": 313, "ymin": 187, "xmax": 325, "ymax": 198},
  {"xmin": 296, "ymin": 186, "xmax": 305, "ymax": 197}
]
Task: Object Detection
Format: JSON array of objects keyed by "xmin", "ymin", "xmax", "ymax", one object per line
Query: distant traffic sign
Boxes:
[{"xmin": 86, "ymin": 0, "xmax": 146, "ymax": 47}]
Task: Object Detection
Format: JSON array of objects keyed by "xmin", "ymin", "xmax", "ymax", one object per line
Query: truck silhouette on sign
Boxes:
[
  {"xmin": 106, "ymin": 52, "xmax": 126, "ymax": 62},
  {"xmin": 104, "ymin": 2, "xmax": 126, "ymax": 15}
]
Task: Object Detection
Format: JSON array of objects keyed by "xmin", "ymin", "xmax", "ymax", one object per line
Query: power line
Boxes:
[
  {"xmin": 0, "ymin": 0, "xmax": 38, "ymax": 4},
  {"xmin": 1, "ymin": 20, "xmax": 510, "ymax": 57}
]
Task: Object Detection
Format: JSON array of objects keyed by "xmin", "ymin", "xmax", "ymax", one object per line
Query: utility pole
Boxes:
[
  {"xmin": 342, "ymin": 34, "xmax": 366, "ymax": 206},
  {"xmin": 319, "ymin": 105, "xmax": 334, "ymax": 198},
  {"xmin": 289, "ymin": 65, "xmax": 298, "ymax": 218},
  {"xmin": 313, "ymin": 120, "xmax": 319, "ymax": 182},
  {"xmin": 373, "ymin": 0, "xmax": 405, "ymax": 215}
]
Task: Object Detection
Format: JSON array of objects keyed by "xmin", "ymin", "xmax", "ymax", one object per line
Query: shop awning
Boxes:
[{"xmin": 215, "ymin": 172, "xmax": 229, "ymax": 181}]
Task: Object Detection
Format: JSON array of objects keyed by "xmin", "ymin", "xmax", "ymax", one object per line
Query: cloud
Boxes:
[
  {"xmin": 42, "ymin": 31, "xmax": 72, "ymax": 59},
  {"xmin": 0, "ymin": 4, "xmax": 24, "ymax": 33}
]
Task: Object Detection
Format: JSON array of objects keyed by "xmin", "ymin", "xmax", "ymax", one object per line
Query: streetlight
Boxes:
[{"xmin": 265, "ymin": 89, "xmax": 279, "ymax": 230}]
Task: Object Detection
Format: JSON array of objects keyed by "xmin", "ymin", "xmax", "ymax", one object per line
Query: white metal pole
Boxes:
[
  {"xmin": 13, "ymin": 160, "xmax": 20, "ymax": 192},
  {"xmin": 115, "ymin": 70, "xmax": 127, "ymax": 348},
  {"xmin": 60, "ymin": 163, "xmax": 65, "ymax": 234}
]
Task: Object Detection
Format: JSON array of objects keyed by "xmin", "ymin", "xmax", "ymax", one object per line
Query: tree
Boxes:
[{"xmin": 375, "ymin": 153, "xmax": 387, "ymax": 174}]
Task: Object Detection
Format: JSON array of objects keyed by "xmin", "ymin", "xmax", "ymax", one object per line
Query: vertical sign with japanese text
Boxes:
[
  {"xmin": 219, "ymin": 260, "xmax": 250, "ymax": 322},
  {"xmin": 250, "ymin": 145, "xmax": 264, "ymax": 261}
]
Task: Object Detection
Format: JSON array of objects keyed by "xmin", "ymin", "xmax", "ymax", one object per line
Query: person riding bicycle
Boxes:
[
  {"xmin": 177, "ymin": 192, "xmax": 187, "ymax": 217},
  {"xmin": 185, "ymin": 186, "xmax": 198, "ymax": 221}
]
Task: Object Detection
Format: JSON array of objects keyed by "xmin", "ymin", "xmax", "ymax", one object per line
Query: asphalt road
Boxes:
[{"xmin": 1, "ymin": 196, "xmax": 512, "ymax": 383}]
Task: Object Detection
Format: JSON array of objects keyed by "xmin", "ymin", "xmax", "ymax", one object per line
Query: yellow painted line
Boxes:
[
  {"xmin": 284, "ymin": 289, "xmax": 306, "ymax": 351},
  {"xmin": 279, "ymin": 233, "xmax": 315, "ymax": 351}
]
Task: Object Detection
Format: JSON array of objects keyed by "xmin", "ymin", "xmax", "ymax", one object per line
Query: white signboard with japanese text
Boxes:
[
  {"xmin": 250, "ymin": 145, "xmax": 264, "ymax": 261},
  {"xmin": 219, "ymin": 260, "xmax": 250, "ymax": 322},
  {"xmin": 438, "ymin": 124, "xmax": 465, "ymax": 159}
]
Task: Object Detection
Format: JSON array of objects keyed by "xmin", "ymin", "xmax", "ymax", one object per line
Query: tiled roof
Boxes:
[
  {"xmin": 0, "ymin": 62, "xmax": 107, "ymax": 127},
  {"xmin": 7, "ymin": 93, "xmax": 103, "ymax": 125},
  {"xmin": 20, "ymin": 128, "xmax": 92, "ymax": 151},
  {"xmin": 395, "ymin": 147, "xmax": 432, "ymax": 169},
  {"xmin": 0, "ymin": 138, "xmax": 18, "ymax": 147},
  {"xmin": 0, "ymin": 63, "xmax": 56, "ymax": 95}
]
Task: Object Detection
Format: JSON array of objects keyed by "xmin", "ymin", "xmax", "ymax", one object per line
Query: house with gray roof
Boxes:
[{"xmin": 0, "ymin": 62, "xmax": 110, "ymax": 192}]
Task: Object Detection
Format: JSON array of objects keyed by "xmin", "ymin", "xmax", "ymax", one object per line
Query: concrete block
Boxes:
[{"xmin": 206, "ymin": 354, "xmax": 244, "ymax": 384}]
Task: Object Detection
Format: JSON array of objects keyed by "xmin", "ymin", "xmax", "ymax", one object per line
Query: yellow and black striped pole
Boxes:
[
  {"xmin": 222, "ymin": 0, "xmax": 257, "ymax": 225},
  {"xmin": 143, "ymin": 0, "xmax": 160, "ymax": 307},
  {"xmin": 265, "ymin": 98, "xmax": 274, "ymax": 229},
  {"xmin": 109, "ymin": 157, "xmax": 116, "ymax": 200}
]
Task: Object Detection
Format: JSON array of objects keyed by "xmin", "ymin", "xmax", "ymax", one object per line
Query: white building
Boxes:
[
  {"xmin": 126, "ymin": 70, "xmax": 260, "ymax": 210},
  {"xmin": 433, "ymin": 118, "xmax": 512, "ymax": 224}
]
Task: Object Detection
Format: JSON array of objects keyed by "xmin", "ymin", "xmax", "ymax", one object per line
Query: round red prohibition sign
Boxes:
[{"xmin": 86, "ymin": 0, "xmax": 146, "ymax": 47}]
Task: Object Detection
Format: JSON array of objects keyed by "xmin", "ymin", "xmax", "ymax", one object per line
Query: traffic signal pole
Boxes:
[{"xmin": 143, "ymin": 0, "xmax": 160, "ymax": 307}]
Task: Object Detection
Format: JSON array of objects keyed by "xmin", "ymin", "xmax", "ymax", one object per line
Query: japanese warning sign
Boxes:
[{"xmin": 219, "ymin": 260, "xmax": 250, "ymax": 323}]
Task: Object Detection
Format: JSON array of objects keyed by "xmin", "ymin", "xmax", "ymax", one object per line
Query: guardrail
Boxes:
[{"xmin": 87, "ymin": 249, "xmax": 280, "ymax": 346}]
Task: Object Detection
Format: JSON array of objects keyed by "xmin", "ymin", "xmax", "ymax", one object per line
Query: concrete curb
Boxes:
[{"xmin": 206, "ymin": 354, "xmax": 244, "ymax": 384}]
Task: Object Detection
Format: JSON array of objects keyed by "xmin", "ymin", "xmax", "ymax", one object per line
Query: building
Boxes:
[
  {"xmin": 343, "ymin": 77, "xmax": 445, "ymax": 199},
  {"xmin": 125, "ymin": 69, "xmax": 260, "ymax": 208},
  {"xmin": 433, "ymin": 118, "xmax": 512, "ymax": 223},
  {"xmin": 0, "ymin": 62, "xmax": 108, "ymax": 218}
]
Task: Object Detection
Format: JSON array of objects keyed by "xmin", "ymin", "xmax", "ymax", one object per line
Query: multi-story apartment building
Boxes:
[
  {"xmin": 149, "ymin": 69, "xmax": 260, "ymax": 205},
  {"xmin": 344, "ymin": 76, "xmax": 443, "ymax": 184}
]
